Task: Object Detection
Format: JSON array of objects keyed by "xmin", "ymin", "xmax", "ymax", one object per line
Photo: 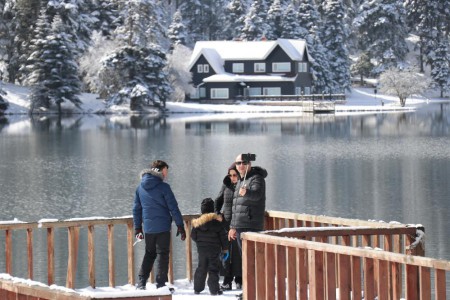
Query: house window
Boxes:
[
  {"xmin": 254, "ymin": 63, "xmax": 266, "ymax": 73},
  {"xmin": 211, "ymin": 88, "xmax": 229, "ymax": 99},
  {"xmin": 298, "ymin": 62, "xmax": 308, "ymax": 73},
  {"xmin": 233, "ymin": 63, "xmax": 244, "ymax": 73},
  {"xmin": 263, "ymin": 87, "xmax": 281, "ymax": 96},
  {"xmin": 203, "ymin": 64, "xmax": 209, "ymax": 73},
  {"xmin": 249, "ymin": 87, "xmax": 262, "ymax": 96},
  {"xmin": 295, "ymin": 87, "xmax": 302, "ymax": 95},
  {"xmin": 199, "ymin": 88, "xmax": 206, "ymax": 98},
  {"xmin": 272, "ymin": 62, "xmax": 291, "ymax": 72},
  {"xmin": 304, "ymin": 87, "xmax": 311, "ymax": 95},
  {"xmin": 197, "ymin": 64, "xmax": 204, "ymax": 73}
]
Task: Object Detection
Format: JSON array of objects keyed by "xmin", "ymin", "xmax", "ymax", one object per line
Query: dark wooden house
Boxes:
[{"xmin": 187, "ymin": 39, "xmax": 314, "ymax": 102}]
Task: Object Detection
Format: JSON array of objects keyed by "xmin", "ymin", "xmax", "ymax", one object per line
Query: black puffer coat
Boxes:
[
  {"xmin": 214, "ymin": 175, "xmax": 237, "ymax": 226},
  {"xmin": 191, "ymin": 213, "xmax": 228, "ymax": 250},
  {"xmin": 230, "ymin": 166, "xmax": 268, "ymax": 231}
]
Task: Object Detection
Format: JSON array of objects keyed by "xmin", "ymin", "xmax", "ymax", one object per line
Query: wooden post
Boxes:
[
  {"xmin": 325, "ymin": 252, "xmax": 336, "ymax": 300},
  {"xmin": 126, "ymin": 222, "xmax": 135, "ymax": 285},
  {"xmin": 255, "ymin": 242, "xmax": 266, "ymax": 299},
  {"xmin": 419, "ymin": 266, "xmax": 431, "ymax": 300},
  {"xmin": 377, "ymin": 260, "xmax": 389, "ymax": 300},
  {"xmin": 363, "ymin": 257, "xmax": 375, "ymax": 300},
  {"xmin": 286, "ymin": 246, "xmax": 296, "ymax": 300},
  {"xmin": 297, "ymin": 248, "xmax": 308, "ymax": 300},
  {"xmin": 405, "ymin": 264, "xmax": 419, "ymax": 300},
  {"xmin": 47, "ymin": 228, "xmax": 55, "ymax": 285},
  {"xmin": 351, "ymin": 256, "xmax": 362, "ymax": 300},
  {"xmin": 88, "ymin": 225, "xmax": 95, "ymax": 288},
  {"xmin": 27, "ymin": 228, "xmax": 33, "ymax": 279},
  {"xmin": 5, "ymin": 229, "xmax": 12, "ymax": 274},
  {"xmin": 309, "ymin": 249, "xmax": 325, "ymax": 300},
  {"xmin": 184, "ymin": 220, "xmax": 192, "ymax": 281},
  {"xmin": 242, "ymin": 239, "xmax": 256, "ymax": 300},
  {"xmin": 66, "ymin": 227, "xmax": 80, "ymax": 288},
  {"xmin": 276, "ymin": 244, "xmax": 286, "ymax": 300},
  {"xmin": 107, "ymin": 224, "xmax": 115, "ymax": 287},
  {"xmin": 434, "ymin": 269, "xmax": 446, "ymax": 300},
  {"xmin": 265, "ymin": 243, "xmax": 276, "ymax": 300}
]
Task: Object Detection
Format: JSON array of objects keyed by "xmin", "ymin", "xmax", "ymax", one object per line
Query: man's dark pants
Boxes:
[{"xmin": 138, "ymin": 231, "xmax": 170, "ymax": 288}]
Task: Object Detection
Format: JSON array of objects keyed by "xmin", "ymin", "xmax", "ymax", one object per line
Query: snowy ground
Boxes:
[{"xmin": 1, "ymin": 82, "xmax": 448, "ymax": 118}]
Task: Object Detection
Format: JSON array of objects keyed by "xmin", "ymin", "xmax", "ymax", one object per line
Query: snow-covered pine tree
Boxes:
[
  {"xmin": 221, "ymin": 0, "xmax": 247, "ymax": 40},
  {"xmin": 353, "ymin": 0, "xmax": 409, "ymax": 75},
  {"xmin": 27, "ymin": 13, "xmax": 82, "ymax": 114},
  {"xmin": 7, "ymin": 0, "xmax": 41, "ymax": 83},
  {"xmin": 266, "ymin": 0, "xmax": 283, "ymax": 40},
  {"xmin": 351, "ymin": 52, "xmax": 375, "ymax": 85},
  {"xmin": 0, "ymin": 0, "xmax": 15, "ymax": 81},
  {"xmin": 430, "ymin": 41, "xmax": 450, "ymax": 97},
  {"xmin": 99, "ymin": 45, "xmax": 172, "ymax": 109},
  {"xmin": 167, "ymin": 9, "xmax": 187, "ymax": 50},
  {"xmin": 321, "ymin": 0, "xmax": 351, "ymax": 92},
  {"xmin": 241, "ymin": 0, "xmax": 270, "ymax": 41},
  {"xmin": 280, "ymin": 3, "xmax": 301, "ymax": 39},
  {"xmin": 297, "ymin": 0, "xmax": 334, "ymax": 93},
  {"xmin": 90, "ymin": 0, "xmax": 121, "ymax": 37}
]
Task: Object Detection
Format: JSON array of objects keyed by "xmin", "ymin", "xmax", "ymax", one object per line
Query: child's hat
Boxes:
[{"xmin": 201, "ymin": 198, "xmax": 214, "ymax": 214}]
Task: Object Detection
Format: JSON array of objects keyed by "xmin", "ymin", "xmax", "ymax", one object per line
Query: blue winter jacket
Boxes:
[{"xmin": 133, "ymin": 169, "xmax": 184, "ymax": 234}]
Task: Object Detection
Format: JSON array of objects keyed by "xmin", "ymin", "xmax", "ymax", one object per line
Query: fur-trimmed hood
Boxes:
[
  {"xmin": 140, "ymin": 168, "xmax": 164, "ymax": 180},
  {"xmin": 192, "ymin": 213, "xmax": 223, "ymax": 228}
]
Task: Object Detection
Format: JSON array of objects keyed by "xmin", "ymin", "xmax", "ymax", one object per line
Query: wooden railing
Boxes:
[
  {"xmin": 241, "ymin": 230, "xmax": 449, "ymax": 300},
  {"xmin": 0, "ymin": 211, "xmax": 435, "ymax": 292}
]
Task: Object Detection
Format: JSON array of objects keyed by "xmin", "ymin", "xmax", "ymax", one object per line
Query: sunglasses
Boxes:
[
  {"xmin": 235, "ymin": 161, "xmax": 249, "ymax": 166},
  {"xmin": 228, "ymin": 174, "xmax": 238, "ymax": 177}
]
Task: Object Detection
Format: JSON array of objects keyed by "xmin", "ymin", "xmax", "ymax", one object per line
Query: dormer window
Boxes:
[
  {"xmin": 298, "ymin": 62, "xmax": 308, "ymax": 73},
  {"xmin": 197, "ymin": 64, "xmax": 209, "ymax": 73}
]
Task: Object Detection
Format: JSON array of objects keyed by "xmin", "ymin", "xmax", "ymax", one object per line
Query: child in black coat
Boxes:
[{"xmin": 191, "ymin": 198, "xmax": 229, "ymax": 295}]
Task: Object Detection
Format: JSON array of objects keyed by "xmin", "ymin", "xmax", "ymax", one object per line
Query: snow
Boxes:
[{"xmin": 1, "ymin": 81, "xmax": 448, "ymax": 118}]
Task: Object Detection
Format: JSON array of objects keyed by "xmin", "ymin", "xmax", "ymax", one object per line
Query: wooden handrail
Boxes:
[
  {"xmin": 0, "ymin": 211, "xmax": 433, "ymax": 292},
  {"xmin": 241, "ymin": 232, "xmax": 449, "ymax": 300}
]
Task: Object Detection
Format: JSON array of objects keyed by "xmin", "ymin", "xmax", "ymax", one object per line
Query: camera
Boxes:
[{"xmin": 241, "ymin": 153, "xmax": 256, "ymax": 162}]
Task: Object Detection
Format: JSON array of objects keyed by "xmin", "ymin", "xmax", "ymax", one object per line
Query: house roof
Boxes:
[{"xmin": 188, "ymin": 39, "xmax": 313, "ymax": 73}]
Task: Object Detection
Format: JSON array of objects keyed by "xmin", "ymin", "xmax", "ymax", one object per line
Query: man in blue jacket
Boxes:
[{"xmin": 133, "ymin": 160, "xmax": 186, "ymax": 290}]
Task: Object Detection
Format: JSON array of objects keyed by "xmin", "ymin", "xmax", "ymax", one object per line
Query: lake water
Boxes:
[{"xmin": 1, "ymin": 103, "xmax": 449, "ymax": 289}]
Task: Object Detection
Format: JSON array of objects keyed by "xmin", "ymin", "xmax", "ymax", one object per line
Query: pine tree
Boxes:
[
  {"xmin": 241, "ymin": 0, "xmax": 270, "ymax": 41},
  {"xmin": 430, "ymin": 41, "xmax": 450, "ymax": 97},
  {"xmin": 90, "ymin": 0, "xmax": 121, "ymax": 37},
  {"xmin": 280, "ymin": 4, "xmax": 301, "ymax": 39},
  {"xmin": 27, "ymin": 13, "xmax": 82, "ymax": 113},
  {"xmin": 266, "ymin": 0, "xmax": 283, "ymax": 40},
  {"xmin": 297, "ymin": 0, "xmax": 334, "ymax": 93},
  {"xmin": 353, "ymin": 0, "xmax": 409, "ymax": 75},
  {"xmin": 321, "ymin": 0, "xmax": 351, "ymax": 92},
  {"xmin": 167, "ymin": 9, "xmax": 187, "ymax": 49},
  {"xmin": 99, "ymin": 45, "xmax": 172, "ymax": 109},
  {"xmin": 222, "ymin": 0, "xmax": 247, "ymax": 40}
]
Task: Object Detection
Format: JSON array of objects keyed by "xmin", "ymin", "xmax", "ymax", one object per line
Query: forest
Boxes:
[{"xmin": 0, "ymin": 0, "xmax": 449, "ymax": 113}]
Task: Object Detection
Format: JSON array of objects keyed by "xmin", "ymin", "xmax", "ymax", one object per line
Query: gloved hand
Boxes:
[
  {"xmin": 176, "ymin": 225, "xmax": 186, "ymax": 241},
  {"xmin": 135, "ymin": 228, "xmax": 143, "ymax": 240},
  {"xmin": 221, "ymin": 250, "xmax": 229, "ymax": 269}
]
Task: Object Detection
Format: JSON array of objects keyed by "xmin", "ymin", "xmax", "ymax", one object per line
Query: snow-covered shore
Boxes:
[{"xmin": 1, "ymin": 82, "xmax": 448, "ymax": 117}]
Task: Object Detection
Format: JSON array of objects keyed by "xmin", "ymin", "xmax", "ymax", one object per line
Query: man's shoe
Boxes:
[
  {"xmin": 220, "ymin": 283, "xmax": 232, "ymax": 291},
  {"xmin": 194, "ymin": 291, "xmax": 201, "ymax": 294},
  {"xmin": 211, "ymin": 290, "xmax": 223, "ymax": 295},
  {"xmin": 136, "ymin": 276, "xmax": 147, "ymax": 290}
]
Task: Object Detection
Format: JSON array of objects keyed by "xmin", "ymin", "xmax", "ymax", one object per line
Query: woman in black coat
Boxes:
[{"xmin": 214, "ymin": 163, "xmax": 242, "ymax": 290}]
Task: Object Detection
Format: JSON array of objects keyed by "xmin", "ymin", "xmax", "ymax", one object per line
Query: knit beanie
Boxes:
[{"xmin": 201, "ymin": 198, "xmax": 214, "ymax": 214}]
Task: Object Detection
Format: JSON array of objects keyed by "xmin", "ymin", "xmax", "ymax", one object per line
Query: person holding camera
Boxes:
[
  {"xmin": 228, "ymin": 153, "xmax": 268, "ymax": 255},
  {"xmin": 133, "ymin": 160, "xmax": 186, "ymax": 291},
  {"xmin": 214, "ymin": 162, "xmax": 242, "ymax": 290}
]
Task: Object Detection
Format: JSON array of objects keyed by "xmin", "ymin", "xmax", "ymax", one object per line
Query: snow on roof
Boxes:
[
  {"xmin": 203, "ymin": 73, "xmax": 297, "ymax": 83},
  {"xmin": 188, "ymin": 39, "xmax": 311, "ymax": 72}
]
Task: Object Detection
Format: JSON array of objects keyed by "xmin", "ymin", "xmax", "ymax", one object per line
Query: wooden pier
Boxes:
[{"xmin": 1, "ymin": 211, "xmax": 449, "ymax": 299}]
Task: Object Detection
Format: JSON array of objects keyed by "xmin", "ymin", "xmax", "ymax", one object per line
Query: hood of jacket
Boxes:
[
  {"xmin": 247, "ymin": 166, "xmax": 268, "ymax": 179},
  {"xmin": 192, "ymin": 213, "xmax": 223, "ymax": 228},
  {"xmin": 222, "ymin": 174, "xmax": 238, "ymax": 188},
  {"xmin": 139, "ymin": 168, "xmax": 164, "ymax": 190}
]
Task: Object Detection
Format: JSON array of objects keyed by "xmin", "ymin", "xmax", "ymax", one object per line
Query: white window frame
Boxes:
[
  {"xmin": 298, "ymin": 62, "xmax": 308, "ymax": 73},
  {"xmin": 304, "ymin": 87, "xmax": 311, "ymax": 95},
  {"xmin": 272, "ymin": 62, "xmax": 291, "ymax": 72},
  {"xmin": 254, "ymin": 63, "xmax": 266, "ymax": 73},
  {"xmin": 248, "ymin": 87, "xmax": 262, "ymax": 96},
  {"xmin": 199, "ymin": 87, "xmax": 206, "ymax": 98},
  {"xmin": 211, "ymin": 88, "xmax": 229, "ymax": 99},
  {"xmin": 232, "ymin": 63, "xmax": 244, "ymax": 73},
  {"xmin": 203, "ymin": 64, "xmax": 209, "ymax": 73},
  {"xmin": 295, "ymin": 87, "xmax": 302, "ymax": 95},
  {"xmin": 263, "ymin": 87, "xmax": 281, "ymax": 96},
  {"xmin": 197, "ymin": 64, "xmax": 204, "ymax": 73}
]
